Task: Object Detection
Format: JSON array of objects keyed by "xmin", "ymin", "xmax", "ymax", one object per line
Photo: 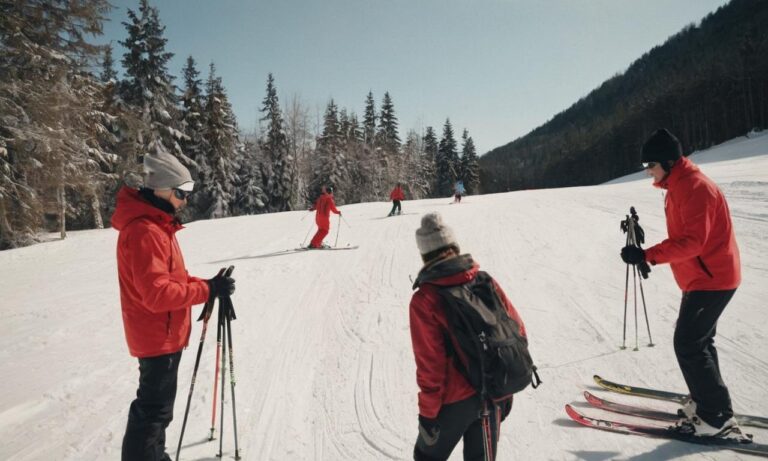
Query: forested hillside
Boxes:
[{"xmin": 480, "ymin": 0, "xmax": 768, "ymax": 192}]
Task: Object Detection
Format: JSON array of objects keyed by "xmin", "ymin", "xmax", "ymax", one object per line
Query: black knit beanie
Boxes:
[{"xmin": 641, "ymin": 129, "xmax": 682, "ymax": 170}]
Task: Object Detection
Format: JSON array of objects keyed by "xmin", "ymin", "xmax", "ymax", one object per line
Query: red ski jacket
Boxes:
[
  {"xmin": 310, "ymin": 192, "xmax": 340, "ymax": 229},
  {"xmin": 112, "ymin": 187, "xmax": 210, "ymax": 358},
  {"xmin": 409, "ymin": 255, "xmax": 527, "ymax": 418},
  {"xmin": 644, "ymin": 157, "xmax": 741, "ymax": 291},
  {"xmin": 390, "ymin": 186, "xmax": 405, "ymax": 201}
]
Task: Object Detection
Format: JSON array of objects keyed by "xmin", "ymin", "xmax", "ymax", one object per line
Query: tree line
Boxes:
[
  {"xmin": 0, "ymin": 0, "xmax": 480, "ymax": 249},
  {"xmin": 480, "ymin": 0, "xmax": 768, "ymax": 192}
]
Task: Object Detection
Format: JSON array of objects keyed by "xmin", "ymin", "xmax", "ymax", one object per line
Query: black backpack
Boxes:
[{"xmin": 439, "ymin": 271, "xmax": 541, "ymax": 401}]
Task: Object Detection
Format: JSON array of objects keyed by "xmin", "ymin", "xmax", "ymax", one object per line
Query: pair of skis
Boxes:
[{"xmin": 566, "ymin": 375, "xmax": 768, "ymax": 457}]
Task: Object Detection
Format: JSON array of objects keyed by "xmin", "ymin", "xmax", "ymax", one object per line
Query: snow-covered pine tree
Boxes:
[
  {"xmin": 260, "ymin": 73, "xmax": 295, "ymax": 212},
  {"xmin": 0, "ymin": 0, "xmax": 111, "ymax": 248},
  {"xmin": 311, "ymin": 100, "xmax": 348, "ymax": 203},
  {"xmin": 376, "ymin": 92, "xmax": 401, "ymax": 187},
  {"xmin": 460, "ymin": 129, "xmax": 480, "ymax": 194},
  {"xmin": 179, "ymin": 56, "xmax": 208, "ymax": 219},
  {"xmin": 402, "ymin": 129, "xmax": 430, "ymax": 199},
  {"xmin": 363, "ymin": 91, "xmax": 377, "ymax": 147},
  {"xmin": 201, "ymin": 63, "xmax": 238, "ymax": 218},
  {"xmin": 437, "ymin": 119, "xmax": 458, "ymax": 197},
  {"xmin": 119, "ymin": 0, "xmax": 187, "ymax": 163},
  {"xmin": 231, "ymin": 138, "xmax": 268, "ymax": 215},
  {"xmin": 422, "ymin": 126, "xmax": 439, "ymax": 197},
  {"xmin": 283, "ymin": 94, "xmax": 314, "ymax": 206},
  {"xmin": 100, "ymin": 44, "xmax": 118, "ymax": 83}
]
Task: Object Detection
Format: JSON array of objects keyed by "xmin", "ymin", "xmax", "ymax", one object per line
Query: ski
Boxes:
[
  {"xmin": 593, "ymin": 375, "xmax": 768, "ymax": 428},
  {"xmin": 297, "ymin": 245, "xmax": 359, "ymax": 251},
  {"xmin": 593, "ymin": 374, "xmax": 687, "ymax": 403},
  {"xmin": 565, "ymin": 404, "xmax": 768, "ymax": 458}
]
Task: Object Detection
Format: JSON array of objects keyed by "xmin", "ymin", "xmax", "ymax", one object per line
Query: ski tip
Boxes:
[
  {"xmin": 583, "ymin": 390, "xmax": 602, "ymax": 405},
  {"xmin": 593, "ymin": 374, "xmax": 603, "ymax": 383}
]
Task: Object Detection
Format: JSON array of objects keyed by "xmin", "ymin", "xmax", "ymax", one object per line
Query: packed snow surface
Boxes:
[{"xmin": 1, "ymin": 133, "xmax": 767, "ymax": 460}]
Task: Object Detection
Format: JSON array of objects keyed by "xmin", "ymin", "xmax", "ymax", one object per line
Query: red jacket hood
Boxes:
[{"xmin": 111, "ymin": 187, "xmax": 182, "ymax": 234}]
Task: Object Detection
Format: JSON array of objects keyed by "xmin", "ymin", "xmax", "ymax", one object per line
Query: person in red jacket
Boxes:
[
  {"xmin": 410, "ymin": 212, "xmax": 526, "ymax": 460},
  {"xmin": 388, "ymin": 183, "xmax": 406, "ymax": 216},
  {"xmin": 308, "ymin": 185, "xmax": 341, "ymax": 249},
  {"xmin": 621, "ymin": 129, "xmax": 741, "ymax": 438},
  {"xmin": 112, "ymin": 152, "xmax": 235, "ymax": 461}
]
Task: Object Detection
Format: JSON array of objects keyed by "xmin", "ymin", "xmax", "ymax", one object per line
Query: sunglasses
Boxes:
[
  {"xmin": 642, "ymin": 162, "xmax": 658, "ymax": 169},
  {"xmin": 173, "ymin": 188, "xmax": 192, "ymax": 200}
]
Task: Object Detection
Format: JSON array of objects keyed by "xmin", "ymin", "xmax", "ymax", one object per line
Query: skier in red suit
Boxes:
[{"xmin": 308, "ymin": 185, "xmax": 341, "ymax": 249}]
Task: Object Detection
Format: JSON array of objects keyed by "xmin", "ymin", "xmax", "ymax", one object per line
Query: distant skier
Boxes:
[
  {"xmin": 308, "ymin": 185, "xmax": 341, "ymax": 249},
  {"xmin": 621, "ymin": 128, "xmax": 741, "ymax": 438},
  {"xmin": 388, "ymin": 183, "xmax": 406, "ymax": 216},
  {"xmin": 409, "ymin": 212, "xmax": 528, "ymax": 460},
  {"xmin": 453, "ymin": 180, "xmax": 465, "ymax": 203},
  {"xmin": 112, "ymin": 152, "xmax": 235, "ymax": 461}
]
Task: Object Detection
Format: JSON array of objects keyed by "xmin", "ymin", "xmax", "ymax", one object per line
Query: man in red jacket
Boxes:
[
  {"xmin": 388, "ymin": 183, "xmax": 405, "ymax": 216},
  {"xmin": 621, "ymin": 129, "xmax": 741, "ymax": 438},
  {"xmin": 308, "ymin": 185, "xmax": 341, "ymax": 249},
  {"xmin": 410, "ymin": 212, "xmax": 526, "ymax": 460},
  {"xmin": 112, "ymin": 152, "xmax": 235, "ymax": 461}
]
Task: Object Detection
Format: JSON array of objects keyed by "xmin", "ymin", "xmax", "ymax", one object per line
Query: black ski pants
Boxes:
[
  {"xmin": 414, "ymin": 395, "xmax": 505, "ymax": 461},
  {"xmin": 674, "ymin": 289, "xmax": 736, "ymax": 427},
  {"xmin": 122, "ymin": 351, "xmax": 182, "ymax": 461},
  {"xmin": 389, "ymin": 200, "xmax": 402, "ymax": 216}
]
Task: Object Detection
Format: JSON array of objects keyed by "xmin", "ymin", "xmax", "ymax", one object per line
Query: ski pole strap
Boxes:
[{"xmin": 531, "ymin": 365, "xmax": 542, "ymax": 389}]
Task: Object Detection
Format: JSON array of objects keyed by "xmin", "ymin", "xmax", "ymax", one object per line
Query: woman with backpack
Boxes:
[{"xmin": 409, "ymin": 212, "xmax": 534, "ymax": 461}]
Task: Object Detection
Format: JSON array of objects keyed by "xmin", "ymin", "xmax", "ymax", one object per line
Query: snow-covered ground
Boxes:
[{"xmin": 1, "ymin": 133, "xmax": 767, "ymax": 460}]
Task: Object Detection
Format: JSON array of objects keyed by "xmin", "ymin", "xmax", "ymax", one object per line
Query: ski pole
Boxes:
[
  {"xmin": 334, "ymin": 214, "xmax": 341, "ymax": 247},
  {"xmin": 176, "ymin": 266, "xmax": 227, "ymax": 461},
  {"xmin": 300, "ymin": 210, "xmax": 311, "ymax": 221},
  {"xmin": 217, "ymin": 297, "xmax": 227, "ymax": 458},
  {"xmin": 210, "ymin": 266, "xmax": 234, "ymax": 442},
  {"xmin": 621, "ymin": 216, "xmax": 630, "ymax": 350},
  {"xmin": 301, "ymin": 219, "xmax": 314, "ymax": 247},
  {"xmin": 340, "ymin": 214, "xmax": 352, "ymax": 228},
  {"xmin": 223, "ymin": 295, "xmax": 241, "ymax": 459}
]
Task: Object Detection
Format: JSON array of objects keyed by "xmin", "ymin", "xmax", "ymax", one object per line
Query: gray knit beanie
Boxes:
[
  {"xmin": 143, "ymin": 152, "xmax": 194, "ymax": 191},
  {"xmin": 415, "ymin": 212, "xmax": 458, "ymax": 255}
]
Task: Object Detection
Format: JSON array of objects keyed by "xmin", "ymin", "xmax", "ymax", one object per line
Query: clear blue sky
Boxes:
[{"xmin": 97, "ymin": 0, "xmax": 730, "ymax": 154}]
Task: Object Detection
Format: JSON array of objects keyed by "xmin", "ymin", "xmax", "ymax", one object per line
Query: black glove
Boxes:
[
  {"xmin": 621, "ymin": 245, "xmax": 646, "ymax": 265},
  {"xmin": 500, "ymin": 399, "xmax": 513, "ymax": 422},
  {"xmin": 418, "ymin": 415, "xmax": 440, "ymax": 446},
  {"xmin": 207, "ymin": 274, "xmax": 235, "ymax": 301}
]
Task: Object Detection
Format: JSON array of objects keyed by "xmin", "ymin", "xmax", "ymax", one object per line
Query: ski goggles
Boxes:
[
  {"xmin": 642, "ymin": 162, "xmax": 658, "ymax": 169},
  {"xmin": 173, "ymin": 188, "xmax": 192, "ymax": 200}
]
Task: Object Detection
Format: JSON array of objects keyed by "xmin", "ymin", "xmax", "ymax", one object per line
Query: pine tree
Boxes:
[
  {"xmin": 422, "ymin": 126, "xmax": 439, "ymax": 197},
  {"xmin": 201, "ymin": 63, "xmax": 238, "ymax": 218},
  {"xmin": 311, "ymin": 100, "xmax": 348, "ymax": 202},
  {"xmin": 179, "ymin": 56, "xmax": 207, "ymax": 218},
  {"xmin": 437, "ymin": 119, "xmax": 458, "ymax": 196},
  {"xmin": 377, "ymin": 91, "xmax": 401, "ymax": 153},
  {"xmin": 100, "ymin": 44, "xmax": 117, "ymax": 83},
  {"xmin": 260, "ymin": 73, "xmax": 295, "ymax": 212},
  {"xmin": 119, "ymin": 0, "xmax": 186, "ymax": 162},
  {"xmin": 231, "ymin": 139, "xmax": 268, "ymax": 215},
  {"xmin": 0, "ymin": 0, "xmax": 111, "ymax": 248},
  {"xmin": 363, "ymin": 91, "xmax": 376, "ymax": 147},
  {"xmin": 460, "ymin": 129, "xmax": 480, "ymax": 194}
]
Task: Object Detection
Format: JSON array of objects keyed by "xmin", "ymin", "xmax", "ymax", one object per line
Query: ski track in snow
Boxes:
[{"xmin": 1, "ymin": 133, "xmax": 767, "ymax": 460}]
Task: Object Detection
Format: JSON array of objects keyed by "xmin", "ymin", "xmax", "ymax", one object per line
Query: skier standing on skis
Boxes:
[
  {"xmin": 112, "ymin": 152, "xmax": 236, "ymax": 461},
  {"xmin": 409, "ymin": 212, "xmax": 527, "ymax": 460},
  {"xmin": 620, "ymin": 128, "xmax": 741, "ymax": 437},
  {"xmin": 389, "ymin": 183, "xmax": 406, "ymax": 216},
  {"xmin": 308, "ymin": 185, "xmax": 341, "ymax": 249},
  {"xmin": 453, "ymin": 180, "xmax": 465, "ymax": 203}
]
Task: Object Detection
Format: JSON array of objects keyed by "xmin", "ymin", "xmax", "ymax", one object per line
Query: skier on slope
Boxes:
[
  {"xmin": 112, "ymin": 152, "xmax": 236, "ymax": 461},
  {"xmin": 388, "ymin": 183, "xmax": 406, "ymax": 216},
  {"xmin": 621, "ymin": 128, "xmax": 741, "ymax": 438},
  {"xmin": 308, "ymin": 185, "xmax": 341, "ymax": 249},
  {"xmin": 409, "ymin": 212, "xmax": 527, "ymax": 460},
  {"xmin": 453, "ymin": 180, "xmax": 465, "ymax": 203}
]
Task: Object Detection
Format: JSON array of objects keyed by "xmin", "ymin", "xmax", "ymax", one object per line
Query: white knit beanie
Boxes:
[
  {"xmin": 143, "ymin": 152, "xmax": 194, "ymax": 191},
  {"xmin": 415, "ymin": 212, "xmax": 458, "ymax": 255}
]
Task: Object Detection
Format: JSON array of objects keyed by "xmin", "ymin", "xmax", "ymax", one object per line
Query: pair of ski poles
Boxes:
[
  {"xmin": 620, "ymin": 207, "xmax": 654, "ymax": 351},
  {"xmin": 176, "ymin": 265, "xmax": 241, "ymax": 460},
  {"xmin": 301, "ymin": 211, "xmax": 351, "ymax": 248}
]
